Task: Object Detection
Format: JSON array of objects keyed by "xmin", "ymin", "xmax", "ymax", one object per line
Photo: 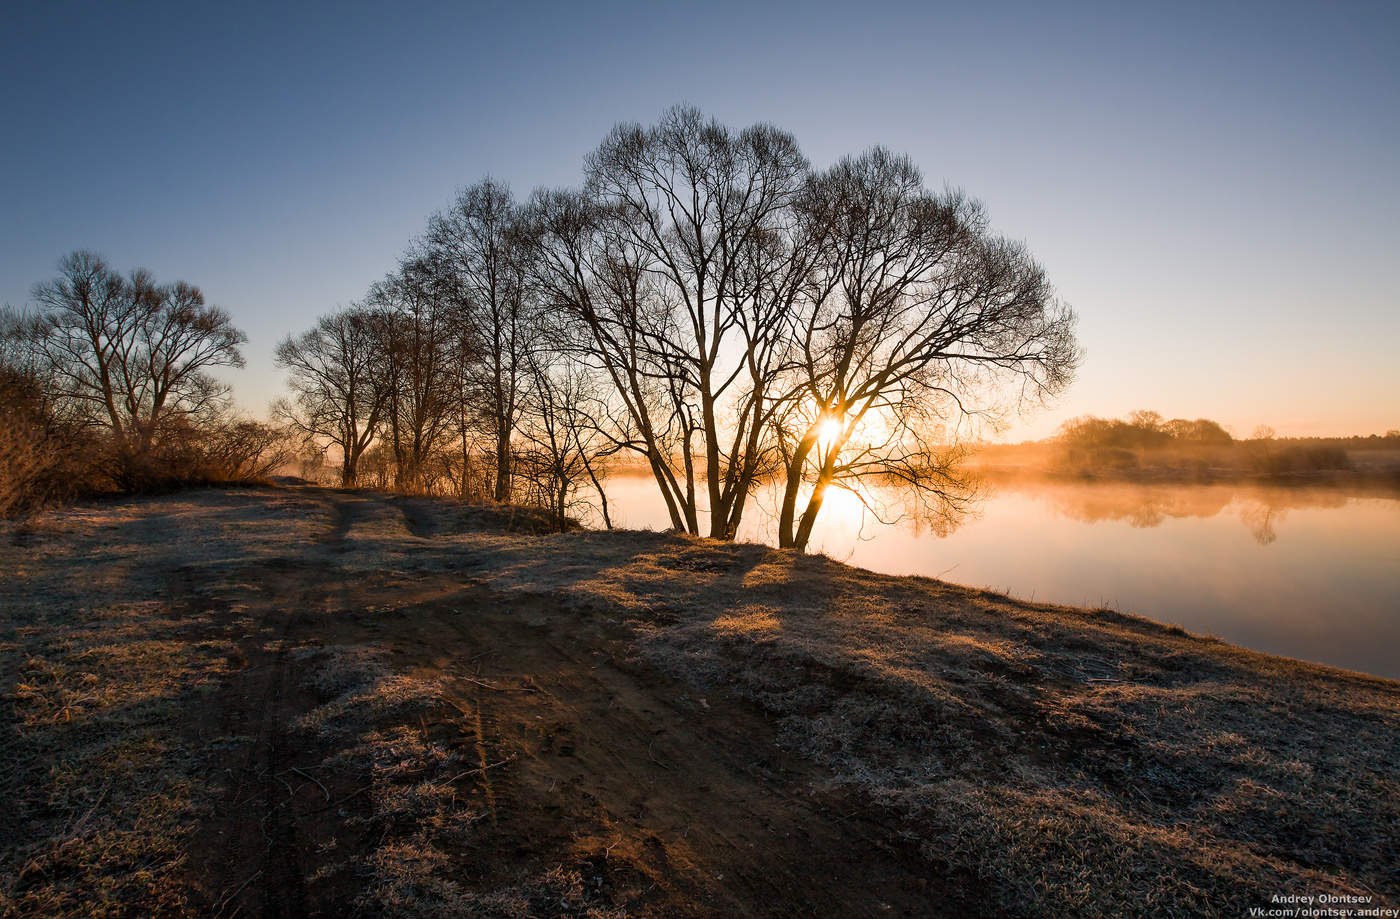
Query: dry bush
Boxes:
[
  {"xmin": 195, "ymin": 418, "xmax": 298, "ymax": 481},
  {"xmin": 1, "ymin": 362, "xmax": 294, "ymax": 513},
  {"xmin": 0, "ymin": 367, "xmax": 111, "ymax": 516},
  {"xmin": 102, "ymin": 415, "xmax": 294, "ymax": 493},
  {"xmin": 3, "ymin": 409, "xmax": 296, "ymax": 503},
  {"xmin": 1251, "ymin": 444, "xmax": 1353, "ymax": 475}
]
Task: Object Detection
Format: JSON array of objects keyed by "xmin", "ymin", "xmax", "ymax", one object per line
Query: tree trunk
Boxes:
[
  {"xmin": 701, "ymin": 386, "xmax": 728, "ymax": 540},
  {"xmin": 645, "ymin": 450, "xmax": 686, "ymax": 531},
  {"xmin": 493, "ymin": 431, "xmax": 511, "ymax": 503},
  {"xmin": 791, "ymin": 474, "xmax": 832, "ymax": 552},
  {"xmin": 582, "ymin": 455, "xmax": 612, "ymax": 529},
  {"xmin": 778, "ymin": 433, "xmax": 818, "ymax": 548}
]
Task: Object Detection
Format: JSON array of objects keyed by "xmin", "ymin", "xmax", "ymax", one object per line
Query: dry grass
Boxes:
[
  {"xmin": 0, "ymin": 490, "xmax": 323, "ymax": 916},
  {"xmin": 0, "ymin": 488, "xmax": 611, "ymax": 916},
  {"xmin": 290, "ymin": 644, "xmax": 633, "ymax": 918},
  {"xmin": 0, "ymin": 602, "xmax": 236, "ymax": 916},
  {"xmin": 2, "ymin": 486, "xmax": 1396, "ymax": 917},
  {"xmin": 444, "ymin": 529, "xmax": 1400, "ymax": 916}
]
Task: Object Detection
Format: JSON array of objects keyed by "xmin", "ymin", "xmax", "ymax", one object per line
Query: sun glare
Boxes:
[{"xmin": 818, "ymin": 417, "xmax": 843, "ymax": 444}]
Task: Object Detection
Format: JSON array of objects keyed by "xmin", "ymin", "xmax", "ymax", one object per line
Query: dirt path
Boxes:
[{"xmin": 173, "ymin": 490, "xmax": 945, "ymax": 917}]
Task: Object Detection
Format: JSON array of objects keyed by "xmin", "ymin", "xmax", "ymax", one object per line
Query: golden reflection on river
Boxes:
[{"xmin": 592, "ymin": 474, "xmax": 1400, "ymax": 680}]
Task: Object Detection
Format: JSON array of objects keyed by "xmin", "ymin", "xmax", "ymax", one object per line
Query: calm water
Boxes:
[{"xmin": 591, "ymin": 474, "xmax": 1400, "ymax": 680}]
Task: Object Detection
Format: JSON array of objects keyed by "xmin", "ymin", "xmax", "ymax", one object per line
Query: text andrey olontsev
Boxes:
[{"xmin": 1249, "ymin": 894, "xmax": 1396, "ymax": 918}]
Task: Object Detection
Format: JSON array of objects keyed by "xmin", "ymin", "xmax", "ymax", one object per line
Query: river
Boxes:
[{"xmin": 588, "ymin": 473, "xmax": 1400, "ymax": 680}]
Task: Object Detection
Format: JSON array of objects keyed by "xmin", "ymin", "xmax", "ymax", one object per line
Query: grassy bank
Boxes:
[
  {"xmin": 457, "ymin": 504, "xmax": 1400, "ymax": 915},
  {"xmin": 2, "ymin": 487, "xmax": 1396, "ymax": 917}
]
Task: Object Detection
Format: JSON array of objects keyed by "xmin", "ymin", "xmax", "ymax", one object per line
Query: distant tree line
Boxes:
[
  {"xmin": 1, "ymin": 252, "xmax": 289, "ymax": 515},
  {"xmin": 1052, "ymin": 410, "xmax": 1367, "ymax": 479},
  {"xmin": 1058, "ymin": 410, "xmax": 1234, "ymax": 451},
  {"xmin": 279, "ymin": 106, "xmax": 1078, "ymax": 545}
]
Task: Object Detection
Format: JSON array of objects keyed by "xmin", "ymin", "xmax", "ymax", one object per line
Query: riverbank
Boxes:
[
  {"xmin": 970, "ymin": 436, "xmax": 1400, "ymax": 486},
  {"xmin": 3, "ymin": 487, "xmax": 1396, "ymax": 916}
]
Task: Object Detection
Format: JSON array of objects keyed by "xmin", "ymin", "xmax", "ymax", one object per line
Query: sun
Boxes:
[{"xmin": 818, "ymin": 417, "xmax": 843, "ymax": 444}]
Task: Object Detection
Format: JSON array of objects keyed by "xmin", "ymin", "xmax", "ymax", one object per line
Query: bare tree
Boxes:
[
  {"xmin": 528, "ymin": 187, "xmax": 692, "ymax": 529},
  {"xmin": 0, "ymin": 306, "xmax": 35, "ymax": 373},
  {"xmin": 28, "ymin": 250, "xmax": 246, "ymax": 452},
  {"xmin": 365, "ymin": 260, "xmax": 457, "ymax": 493},
  {"xmin": 539, "ymin": 106, "xmax": 810, "ymax": 539},
  {"xmin": 420, "ymin": 179, "xmax": 536, "ymax": 502},
  {"xmin": 275, "ymin": 307, "xmax": 386, "ymax": 487},
  {"xmin": 1162, "ymin": 417, "xmax": 1233, "ymax": 444},
  {"xmin": 0, "ymin": 312, "xmax": 101, "ymax": 515},
  {"xmin": 321, "ymin": 109, "xmax": 1077, "ymax": 546},
  {"xmin": 515, "ymin": 349, "xmax": 618, "ymax": 530},
  {"xmin": 775, "ymin": 149, "xmax": 1078, "ymax": 550}
]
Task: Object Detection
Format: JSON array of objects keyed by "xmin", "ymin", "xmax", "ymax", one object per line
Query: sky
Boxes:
[{"xmin": 2, "ymin": 0, "xmax": 1397, "ymax": 440}]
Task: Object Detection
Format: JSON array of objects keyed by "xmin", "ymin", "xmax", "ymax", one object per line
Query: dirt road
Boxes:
[{"xmin": 3, "ymin": 487, "xmax": 941, "ymax": 917}]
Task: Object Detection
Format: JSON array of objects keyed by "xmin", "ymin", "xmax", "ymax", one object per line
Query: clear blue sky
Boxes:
[{"xmin": 3, "ymin": 0, "xmax": 1397, "ymax": 438}]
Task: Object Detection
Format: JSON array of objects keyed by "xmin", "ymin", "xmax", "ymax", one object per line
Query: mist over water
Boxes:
[{"xmin": 593, "ymin": 474, "xmax": 1400, "ymax": 680}]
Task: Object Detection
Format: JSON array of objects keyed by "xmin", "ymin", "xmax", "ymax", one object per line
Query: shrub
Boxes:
[
  {"xmin": 104, "ymin": 418, "xmax": 297, "ymax": 493},
  {"xmin": 1057, "ymin": 445, "xmax": 1140, "ymax": 476},
  {"xmin": 0, "ymin": 367, "xmax": 111, "ymax": 516},
  {"xmin": 1, "ymin": 365, "xmax": 296, "ymax": 514},
  {"xmin": 1253, "ymin": 445, "xmax": 1353, "ymax": 475}
]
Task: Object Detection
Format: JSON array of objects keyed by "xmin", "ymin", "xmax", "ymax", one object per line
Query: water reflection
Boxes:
[
  {"xmin": 593, "ymin": 472, "xmax": 1400, "ymax": 678},
  {"xmin": 997, "ymin": 480, "xmax": 1350, "ymax": 545}
]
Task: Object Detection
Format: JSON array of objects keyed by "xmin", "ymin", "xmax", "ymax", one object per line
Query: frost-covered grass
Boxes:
[
  {"xmin": 2, "ymin": 486, "xmax": 1396, "ymax": 917},
  {"xmin": 444, "ymin": 527, "xmax": 1400, "ymax": 916}
]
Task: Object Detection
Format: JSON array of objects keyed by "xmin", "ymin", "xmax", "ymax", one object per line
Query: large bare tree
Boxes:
[
  {"xmin": 567, "ymin": 106, "xmax": 811, "ymax": 538},
  {"xmin": 528, "ymin": 187, "xmax": 693, "ymax": 530},
  {"xmin": 365, "ymin": 259, "xmax": 458, "ymax": 493},
  {"xmin": 28, "ymin": 250, "xmax": 246, "ymax": 452},
  {"xmin": 774, "ymin": 149, "xmax": 1079, "ymax": 550},
  {"xmin": 308, "ymin": 110, "xmax": 1077, "ymax": 546}
]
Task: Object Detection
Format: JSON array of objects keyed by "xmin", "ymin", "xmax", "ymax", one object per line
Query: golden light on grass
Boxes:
[{"xmin": 711, "ymin": 606, "xmax": 783, "ymax": 637}]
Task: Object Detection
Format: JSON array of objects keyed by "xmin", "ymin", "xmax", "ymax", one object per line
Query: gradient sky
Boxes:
[{"xmin": 3, "ymin": 0, "xmax": 1397, "ymax": 439}]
